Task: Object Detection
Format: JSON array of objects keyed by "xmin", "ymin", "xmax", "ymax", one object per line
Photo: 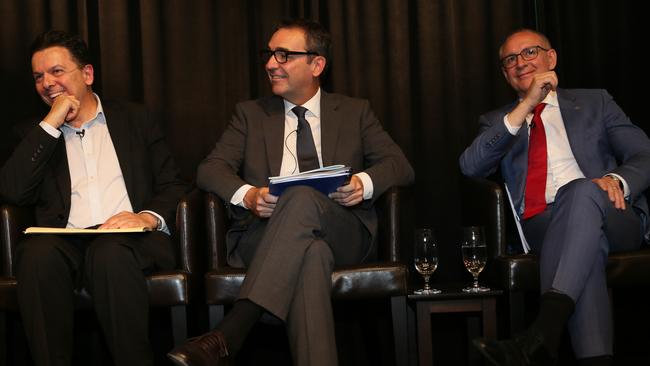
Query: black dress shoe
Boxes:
[
  {"xmin": 167, "ymin": 329, "xmax": 232, "ymax": 366},
  {"xmin": 472, "ymin": 332, "xmax": 556, "ymax": 366}
]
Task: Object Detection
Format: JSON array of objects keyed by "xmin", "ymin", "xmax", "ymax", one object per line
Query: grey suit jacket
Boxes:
[
  {"xmin": 459, "ymin": 89, "xmax": 650, "ymax": 226},
  {"xmin": 197, "ymin": 92, "xmax": 414, "ymax": 259},
  {"xmin": 0, "ymin": 100, "xmax": 188, "ymax": 232}
]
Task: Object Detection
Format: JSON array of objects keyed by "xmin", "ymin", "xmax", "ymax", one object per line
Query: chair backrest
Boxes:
[
  {"xmin": 0, "ymin": 204, "xmax": 34, "ymax": 277},
  {"xmin": 204, "ymin": 187, "xmax": 403, "ymax": 271},
  {"xmin": 460, "ymin": 177, "xmax": 508, "ymax": 260}
]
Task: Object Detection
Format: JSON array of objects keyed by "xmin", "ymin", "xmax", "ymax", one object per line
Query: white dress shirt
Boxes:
[
  {"xmin": 504, "ymin": 91, "xmax": 588, "ymax": 206},
  {"xmin": 230, "ymin": 88, "xmax": 374, "ymax": 207},
  {"xmin": 39, "ymin": 94, "xmax": 168, "ymax": 232}
]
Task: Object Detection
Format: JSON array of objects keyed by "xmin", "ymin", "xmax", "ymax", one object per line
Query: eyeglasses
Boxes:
[
  {"xmin": 260, "ymin": 49, "xmax": 319, "ymax": 64},
  {"xmin": 500, "ymin": 46, "xmax": 549, "ymax": 69}
]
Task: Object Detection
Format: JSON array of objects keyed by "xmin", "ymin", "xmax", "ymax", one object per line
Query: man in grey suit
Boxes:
[
  {"xmin": 0, "ymin": 31, "xmax": 187, "ymax": 365},
  {"xmin": 461, "ymin": 29, "xmax": 650, "ymax": 366},
  {"xmin": 168, "ymin": 18, "xmax": 413, "ymax": 366}
]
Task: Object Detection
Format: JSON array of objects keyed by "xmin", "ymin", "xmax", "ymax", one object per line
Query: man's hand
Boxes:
[
  {"xmin": 99, "ymin": 211, "xmax": 158, "ymax": 230},
  {"xmin": 507, "ymin": 71, "xmax": 559, "ymax": 128},
  {"xmin": 522, "ymin": 71, "xmax": 558, "ymax": 108},
  {"xmin": 43, "ymin": 95, "xmax": 81, "ymax": 128},
  {"xmin": 592, "ymin": 176, "xmax": 626, "ymax": 210},
  {"xmin": 329, "ymin": 175, "xmax": 364, "ymax": 207},
  {"xmin": 244, "ymin": 187, "xmax": 278, "ymax": 218}
]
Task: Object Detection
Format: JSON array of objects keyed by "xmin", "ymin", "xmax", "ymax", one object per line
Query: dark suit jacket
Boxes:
[
  {"xmin": 197, "ymin": 92, "xmax": 414, "ymax": 260},
  {"xmin": 0, "ymin": 100, "xmax": 187, "ymax": 233},
  {"xmin": 459, "ymin": 89, "xmax": 650, "ymax": 230}
]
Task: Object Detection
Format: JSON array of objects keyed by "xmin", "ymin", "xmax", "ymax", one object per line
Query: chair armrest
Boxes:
[
  {"xmin": 376, "ymin": 186, "xmax": 402, "ymax": 262},
  {"xmin": 205, "ymin": 192, "xmax": 229, "ymax": 270},
  {"xmin": 175, "ymin": 188, "xmax": 205, "ymax": 276},
  {"xmin": 1, "ymin": 204, "xmax": 35, "ymax": 276},
  {"xmin": 460, "ymin": 177, "xmax": 507, "ymax": 259}
]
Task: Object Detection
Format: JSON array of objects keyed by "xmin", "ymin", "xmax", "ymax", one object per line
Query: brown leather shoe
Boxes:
[{"xmin": 167, "ymin": 329, "xmax": 232, "ymax": 366}]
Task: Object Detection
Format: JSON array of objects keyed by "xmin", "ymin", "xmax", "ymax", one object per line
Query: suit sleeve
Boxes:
[
  {"xmin": 0, "ymin": 122, "xmax": 61, "ymax": 205},
  {"xmin": 600, "ymin": 90, "xmax": 650, "ymax": 199},
  {"xmin": 196, "ymin": 102, "xmax": 252, "ymax": 201},
  {"xmin": 133, "ymin": 106, "xmax": 189, "ymax": 229},
  {"xmin": 459, "ymin": 111, "xmax": 523, "ymax": 178},
  {"xmin": 357, "ymin": 100, "xmax": 414, "ymax": 199}
]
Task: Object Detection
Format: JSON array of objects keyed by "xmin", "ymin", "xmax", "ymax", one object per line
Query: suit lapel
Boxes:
[
  {"xmin": 557, "ymin": 89, "xmax": 587, "ymax": 172},
  {"xmin": 320, "ymin": 92, "xmax": 341, "ymax": 167},
  {"xmin": 55, "ymin": 142, "xmax": 72, "ymax": 214},
  {"xmin": 103, "ymin": 102, "xmax": 135, "ymax": 197},
  {"xmin": 261, "ymin": 96, "xmax": 286, "ymax": 176}
]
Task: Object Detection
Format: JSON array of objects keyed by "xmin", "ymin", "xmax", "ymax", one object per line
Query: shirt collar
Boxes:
[
  {"xmin": 284, "ymin": 88, "xmax": 322, "ymax": 118},
  {"xmin": 541, "ymin": 90, "xmax": 559, "ymax": 108},
  {"xmin": 61, "ymin": 93, "xmax": 105, "ymax": 133}
]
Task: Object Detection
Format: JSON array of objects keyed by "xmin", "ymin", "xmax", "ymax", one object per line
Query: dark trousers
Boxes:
[
  {"xmin": 15, "ymin": 231, "xmax": 175, "ymax": 366},
  {"xmin": 233, "ymin": 186, "xmax": 372, "ymax": 366},
  {"xmin": 522, "ymin": 178, "xmax": 644, "ymax": 358}
]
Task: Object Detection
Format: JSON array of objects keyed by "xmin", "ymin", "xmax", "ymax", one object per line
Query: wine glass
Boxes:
[
  {"xmin": 461, "ymin": 226, "xmax": 490, "ymax": 293},
  {"xmin": 413, "ymin": 228, "xmax": 441, "ymax": 294}
]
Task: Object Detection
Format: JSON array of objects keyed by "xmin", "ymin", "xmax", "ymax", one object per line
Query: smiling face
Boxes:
[
  {"xmin": 31, "ymin": 46, "xmax": 94, "ymax": 106},
  {"xmin": 500, "ymin": 30, "xmax": 557, "ymax": 97},
  {"xmin": 264, "ymin": 27, "xmax": 326, "ymax": 105}
]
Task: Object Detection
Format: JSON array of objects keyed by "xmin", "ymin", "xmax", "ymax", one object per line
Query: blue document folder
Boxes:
[{"xmin": 268, "ymin": 165, "xmax": 351, "ymax": 196}]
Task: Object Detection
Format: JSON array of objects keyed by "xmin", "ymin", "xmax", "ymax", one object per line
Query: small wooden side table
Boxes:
[{"xmin": 408, "ymin": 284, "xmax": 502, "ymax": 366}]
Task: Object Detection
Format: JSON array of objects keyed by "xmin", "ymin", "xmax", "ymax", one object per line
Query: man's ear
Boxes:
[
  {"xmin": 547, "ymin": 48, "xmax": 558, "ymax": 70},
  {"xmin": 311, "ymin": 56, "xmax": 327, "ymax": 78},
  {"xmin": 82, "ymin": 64, "xmax": 94, "ymax": 86}
]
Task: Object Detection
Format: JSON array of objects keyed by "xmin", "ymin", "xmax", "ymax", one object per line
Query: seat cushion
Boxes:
[
  {"xmin": 205, "ymin": 262, "xmax": 407, "ymax": 305},
  {"xmin": 0, "ymin": 271, "xmax": 189, "ymax": 312},
  {"xmin": 491, "ymin": 247, "xmax": 650, "ymax": 292}
]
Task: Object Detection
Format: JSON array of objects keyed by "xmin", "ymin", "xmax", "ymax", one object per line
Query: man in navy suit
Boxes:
[
  {"xmin": 461, "ymin": 29, "xmax": 650, "ymax": 366},
  {"xmin": 168, "ymin": 18, "xmax": 413, "ymax": 366},
  {"xmin": 0, "ymin": 30, "xmax": 187, "ymax": 366}
]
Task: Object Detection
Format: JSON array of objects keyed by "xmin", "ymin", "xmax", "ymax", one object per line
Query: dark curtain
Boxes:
[
  {"xmin": 1, "ymin": 0, "xmax": 647, "ymax": 364},
  {"xmin": 0, "ymin": 0, "xmax": 533, "ymax": 282}
]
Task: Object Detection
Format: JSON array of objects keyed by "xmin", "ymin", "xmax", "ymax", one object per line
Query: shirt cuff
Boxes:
[
  {"xmin": 605, "ymin": 173, "xmax": 630, "ymax": 198},
  {"xmin": 503, "ymin": 115, "xmax": 521, "ymax": 135},
  {"xmin": 231, "ymin": 184, "xmax": 255, "ymax": 208},
  {"xmin": 139, "ymin": 210, "xmax": 170, "ymax": 235},
  {"xmin": 39, "ymin": 121, "xmax": 62, "ymax": 138},
  {"xmin": 355, "ymin": 172, "xmax": 374, "ymax": 200}
]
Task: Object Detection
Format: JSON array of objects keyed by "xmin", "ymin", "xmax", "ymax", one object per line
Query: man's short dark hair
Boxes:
[
  {"xmin": 30, "ymin": 30, "xmax": 91, "ymax": 67},
  {"xmin": 274, "ymin": 18, "xmax": 331, "ymax": 63}
]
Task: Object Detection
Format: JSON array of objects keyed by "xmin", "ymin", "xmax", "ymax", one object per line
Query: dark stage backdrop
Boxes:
[{"xmin": 0, "ymin": 2, "xmax": 647, "ymax": 360}]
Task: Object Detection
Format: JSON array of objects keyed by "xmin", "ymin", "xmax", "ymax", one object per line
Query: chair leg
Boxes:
[
  {"xmin": 391, "ymin": 296, "xmax": 409, "ymax": 366},
  {"xmin": 508, "ymin": 291, "xmax": 526, "ymax": 336},
  {"xmin": 208, "ymin": 304, "xmax": 225, "ymax": 330},
  {"xmin": 171, "ymin": 305, "xmax": 188, "ymax": 346},
  {"xmin": 0, "ymin": 312, "xmax": 6, "ymax": 366}
]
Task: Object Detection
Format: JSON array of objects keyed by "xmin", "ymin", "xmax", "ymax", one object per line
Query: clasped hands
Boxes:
[{"xmin": 244, "ymin": 175, "xmax": 365, "ymax": 218}]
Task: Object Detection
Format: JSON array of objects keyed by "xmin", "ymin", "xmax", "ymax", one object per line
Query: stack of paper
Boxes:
[
  {"xmin": 268, "ymin": 165, "xmax": 351, "ymax": 196},
  {"xmin": 24, "ymin": 227, "xmax": 151, "ymax": 234}
]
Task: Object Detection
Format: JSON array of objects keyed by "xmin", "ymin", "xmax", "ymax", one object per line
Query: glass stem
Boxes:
[
  {"xmin": 423, "ymin": 275, "xmax": 431, "ymax": 291},
  {"xmin": 473, "ymin": 274, "xmax": 480, "ymax": 288}
]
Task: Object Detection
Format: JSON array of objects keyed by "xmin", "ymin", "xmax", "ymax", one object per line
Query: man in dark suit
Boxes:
[
  {"xmin": 168, "ymin": 18, "xmax": 413, "ymax": 366},
  {"xmin": 461, "ymin": 29, "xmax": 650, "ymax": 366},
  {"xmin": 0, "ymin": 30, "xmax": 187, "ymax": 366}
]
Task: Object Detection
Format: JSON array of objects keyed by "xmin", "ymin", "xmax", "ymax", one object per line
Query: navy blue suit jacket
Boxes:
[{"xmin": 460, "ymin": 89, "xmax": 650, "ymax": 230}]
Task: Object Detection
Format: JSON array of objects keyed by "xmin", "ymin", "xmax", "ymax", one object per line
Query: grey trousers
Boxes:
[
  {"xmin": 235, "ymin": 186, "xmax": 371, "ymax": 366},
  {"xmin": 523, "ymin": 178, "xmax": 643, "ymax": 358}
]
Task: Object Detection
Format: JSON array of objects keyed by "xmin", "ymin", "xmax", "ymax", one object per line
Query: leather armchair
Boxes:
[
  {"xmin": 203, "ymin": 187, "xmax": 409, "ymax": 366},
  {"xmin": 461, "ymin": 177, "xmax": 650, "ymax": 334},
  {"xmin": 0, "ymin": 188, "xmax": 205, "ymax": 348}
]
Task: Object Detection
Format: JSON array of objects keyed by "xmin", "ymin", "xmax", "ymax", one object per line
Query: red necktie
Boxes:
[{"xmin": 522, "ymin": 103, "xmax": 547, "ymax": 219}]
